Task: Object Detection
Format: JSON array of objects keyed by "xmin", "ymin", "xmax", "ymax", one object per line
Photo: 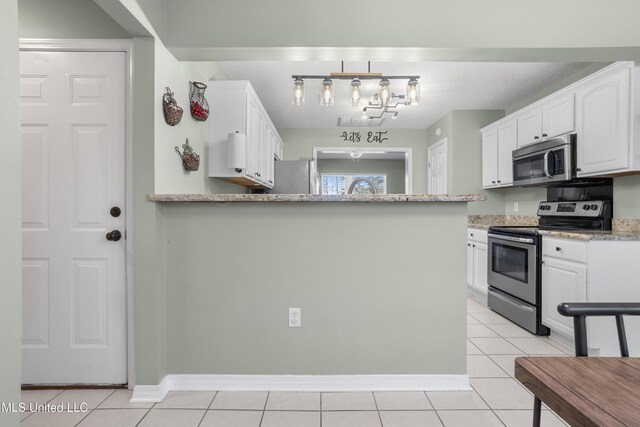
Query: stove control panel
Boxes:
[{"xmin": 537, "ymin": 200, "xmax": 611, "ymax": 217}]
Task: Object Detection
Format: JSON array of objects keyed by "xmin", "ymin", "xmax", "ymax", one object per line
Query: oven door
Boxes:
[{"xmin": 487, "ymin": 234, "xmax": 537, "ymax": 305}]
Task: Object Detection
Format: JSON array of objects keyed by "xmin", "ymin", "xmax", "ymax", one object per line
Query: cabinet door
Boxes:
[
  {"xmin": 473, "ymin": 242, "xmax": 488, "ymax": 294},
  {"xmin": 245, "ymin": 92, "xmax": 260, "ymax": 180},
  {"xmin": 542, "ymin": 93, "xmax": 574, "ymax": 139},
  {"xmin": 257, "ymin": 114, "xmax": 266, "ymax": 183},
  {"xmin": 541, "ymin": 257, "xmax": 587, "ymax": 337},
  {"xmin": 517, "ymin": 108, "xmax": 542, "ymax": 147},
  {"xmin": 497, "ymin": 121, "xmax": 517, "ymax": 186},
  {"xmin": 482, "ymin": 129, "xmax": 498, "ymax": 188},
  {"xmin": 467, "ymin": 241, "xmax": 474, "ymax": 287},
  {"xmin": 575, "ymin": 67, "xmax": 631, "ymax": 176}
]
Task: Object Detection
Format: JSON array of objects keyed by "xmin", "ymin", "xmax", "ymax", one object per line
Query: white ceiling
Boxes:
[{"xmin": 217, "ymin": 61, "xmax": 593, "ymax": 129}]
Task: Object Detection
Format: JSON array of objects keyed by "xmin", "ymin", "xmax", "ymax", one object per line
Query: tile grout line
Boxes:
[
  {"xmin": 258, "ymin": 391, "xmax": 269, "ymax": 427},
  {"xmin": 371, "ymin": 391, "xmax": 383, "ymax": 427},
  {"xmin": 423, "ymin": 391, "xmax": 446, "ymax": 427},
  {"xmin": 196, "ymin": 391, "xmax": 218, "ymax": 427}
]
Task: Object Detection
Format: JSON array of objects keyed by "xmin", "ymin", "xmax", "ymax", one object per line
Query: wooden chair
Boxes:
[{"xmin": 530, "ymin": 302, "xmax": 640, "ymax": 426}]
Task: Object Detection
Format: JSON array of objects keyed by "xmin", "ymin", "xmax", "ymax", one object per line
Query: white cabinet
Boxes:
[
  {"xmin": 467, "ymin": 228, "xmax": 489, "ymax": 302},
  {"xmin": 541, "ymin": 236, "xmax": 640, "ymax": 356},
  {"xmin": 517, "ymin": 93, "xmax": 574, "ymax": 148},
  {"xmin": 482, "ymin": 119, "xmax": 516, "ymax": 188},
  {"xmin": 208, "ymin": 80, "xmax": 283, "ymax": 188},
  {"xmin": 575, "ymin": 64, "xmax": 632, "ymax": 176},
  {"xmin": 541, "ymin": 256, "xmax": 587, "ymax": 338}
]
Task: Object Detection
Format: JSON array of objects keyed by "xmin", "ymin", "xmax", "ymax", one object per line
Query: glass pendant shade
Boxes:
[
  {"xmin": 320, "ymin": 78, "xmax": 334, "ymax": 106},
  {"xmin": 350, "ymin": 79, "xmax": 362, "ymax": 107},
  {"xmin": 292, "ymin": 78, "xmax": 304, "ymax": 106},
  {"xmin": 378, "ymin": 78, "xmax": 391, "ymax": 107},
  {"xmin": 406, "ymin": 79, "xmax": 420, "ymax": 105}
]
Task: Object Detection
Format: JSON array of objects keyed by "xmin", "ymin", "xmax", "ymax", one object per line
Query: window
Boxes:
[{"xmin": 320, "ymin": 174, "xmax": 387, "ymax": 195}]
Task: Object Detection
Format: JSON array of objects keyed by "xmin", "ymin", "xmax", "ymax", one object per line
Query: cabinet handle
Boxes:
[
  {"xmin": 473, "ymin": 244, "xmax": 476, "ymax": 247},
  {"xmin": 534, "ymin": 136, "xmax": 540, "ymax": 140},
  {"xmin": 576, "ymin": 168, "xmax": 582, "ymax": 172},
  {"xmin": 556, "ymin": 246, "xmax": 562, "ymax": 252},
  {"xmin": 468, "ymin": 243, "xmax": 471, "ymax": 247},
  {"xmin": 542, "ymin": 133, "xmax": 548, "ymax": 137},
  {"xmin": 470, "ymin": 233, "xmax": 474, "ymax": 237},
  {"xmin": 492, "ymin": 180, "xmax": 496, "ymax": 184},
  {"xmin": 497, "ymin": 180, "xmax": 501, "ymax": 183}
]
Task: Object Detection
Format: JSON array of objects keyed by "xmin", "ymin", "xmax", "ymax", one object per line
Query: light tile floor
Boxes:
[{"xmin": 19, "ymin": 297, "xmax": 572, "ymax": 426}]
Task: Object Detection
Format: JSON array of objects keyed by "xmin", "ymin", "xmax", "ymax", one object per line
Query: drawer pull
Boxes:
[{"xmin": 556, "ymin": 247, "xmax": 562, "ymax": 252}]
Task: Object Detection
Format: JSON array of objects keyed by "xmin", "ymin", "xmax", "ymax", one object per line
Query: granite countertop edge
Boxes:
[{"xmin": 148, "ymin": 193, "xmax": 487, "ymax": 203}]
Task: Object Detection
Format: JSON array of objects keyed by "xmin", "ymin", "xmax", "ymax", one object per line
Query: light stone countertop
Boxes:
[
  {"xmin": 538, "ymin": 229, "xmax": 640, "ymax": 241},
  {"xmin": 148, "ymin": 193, "xmax": 487, "ymax": 203}
]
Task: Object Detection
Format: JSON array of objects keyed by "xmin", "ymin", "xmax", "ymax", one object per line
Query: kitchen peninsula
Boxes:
[{"xmin": 145, "ymin": 193, "xmax": 483, "ymax": 394}]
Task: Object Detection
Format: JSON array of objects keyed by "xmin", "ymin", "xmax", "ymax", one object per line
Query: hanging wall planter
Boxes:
[
  {"xmin": 189, "ymin": 81, "xmax": 209, "ymax": 121},
  {"xmin": 175, "ymin": 138, "xmax": 200, "ymax": 171},
  {"xmin": 162, "ymin": 87, "xmax": 183, "ymax": 126}
]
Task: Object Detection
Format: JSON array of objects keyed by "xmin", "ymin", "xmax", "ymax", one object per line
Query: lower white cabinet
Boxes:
[
  {"xmin": 467, "ymin": 228, "xmax": 488, "ymax": 302},
  {"xmin": 541, "ymin": 256, "xmax": 587, "ymax": 338},
  {"xmin": 541, "ymin": 236, "xmax": 640, "ymax": 356}
]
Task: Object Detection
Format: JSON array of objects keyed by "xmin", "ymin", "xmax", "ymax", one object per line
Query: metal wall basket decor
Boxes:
[
  {"xmin": 189, "ymin": 81, "xmax": 209, "ymax": 121},
  {"xmin": 162, "ymin": 87, "xmax": 183, "ymax": 126},
  {"xmin": 175, "ymin": 138, "xmax": 200, "ymax": 171}
]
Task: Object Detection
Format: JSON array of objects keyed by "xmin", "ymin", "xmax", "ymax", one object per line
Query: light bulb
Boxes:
[
  {"xmin": 406, "ymin": 79, "xmax": 420, "ymax": 105},
  {"xmin": 291, "ymin": 78, "xmax": 304, "ymax": 106},
  {"xmin": 350, "ymin": 79, "xmax": 362, "ymax": 107},
  {"xmin": 378, "ymin": 78, "xmax": 391, "ymax": 107},
  {"xmin": 320, "ymin": 78, "xmax": 334, "ymax": 106},
  {"xmin": 292, "ymin": 79, "xmax": 304, "ymax": 105}
]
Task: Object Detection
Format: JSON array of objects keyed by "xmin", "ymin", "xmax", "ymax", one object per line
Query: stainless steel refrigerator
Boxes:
[{"xmin": 270, "ymin": 159, "xmax": 319, "ymax": 194}]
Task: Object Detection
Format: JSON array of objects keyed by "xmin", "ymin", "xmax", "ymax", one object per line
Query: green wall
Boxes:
[
  {"xmin": 18, "ymin": 0, "xmax": 130, "ymax": 38},
  {"xmin": 1, "ymin": 1, "xmax": 21, "ymax": 425},
  {"xmin": 163, "ymin": 202, "xmax": 467, "ymax": 376},
  {"xmin": 317, "ymin": 159, "xmax": 406, "ymax": 194},
  {"xmin": 279, "ymin": 128, "xmax": 428, "ymax": 193},
  {"xmin": 427, "ymin": 110, "xmax": 506, "ymax": 215}
]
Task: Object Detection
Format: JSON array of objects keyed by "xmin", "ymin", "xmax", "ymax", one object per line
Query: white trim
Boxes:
[
  {"xmin": 427, "ymin": 137, "xmax": 448, "ymax": 194},
  {"xmin": 131, "ymin": 374, "xmax": 470, "ymax": 403},
  {"xmin": 19, "ymin": 38, "xmax": 135, "ymax": 387},
  {"xmin": 312, "ymin": 146, "xmax": 413, "ymax": 194}
]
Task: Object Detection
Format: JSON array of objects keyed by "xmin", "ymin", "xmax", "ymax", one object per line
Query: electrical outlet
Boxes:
[
  {"xmin": 513, "ymin": 202, "xmax": 519, "ymax": 212},
  {"xmin": 289, "ymin": 308, "xmax": 301, "ymax": 327}
]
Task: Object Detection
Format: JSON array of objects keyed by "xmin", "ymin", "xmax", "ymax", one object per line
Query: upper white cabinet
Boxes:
[
  {"xmin": 482, "ymin": 61, "xmax": 640, "ymax": 181},
  {"xmin": 575, "ymin": 64, "xmax": 632, "ymax": 176},
  {"xmin": 482, "ymin": 119, "xmax": 516, "ymax": 188},
  {"xmin": 208, "ymin": 81, "xmax": 283, "ymax": 188},
  {"xmin": 517, "ymin": 92, "xmax": 575, "ymax": 147}
]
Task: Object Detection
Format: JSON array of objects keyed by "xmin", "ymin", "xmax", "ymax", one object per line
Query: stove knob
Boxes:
[
  {"xmin": 590, "ymin": 204, "xmax": 598, "ymax": 210},
  {"xmin": 583, "ymin": 204, "xmax": 589, "ymax": 210}
]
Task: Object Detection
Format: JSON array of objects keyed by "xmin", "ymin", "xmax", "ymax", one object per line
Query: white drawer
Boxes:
[
  {"xmin": 468, "ymin": 228, "xmax": 488, "ymax": 243},
  {"xmin": 542, "ymin": 236, "xmax": 587, "ymax": 264}
]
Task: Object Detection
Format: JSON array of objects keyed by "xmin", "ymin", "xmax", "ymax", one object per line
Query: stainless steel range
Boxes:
[{"xmin": 487, "ymin": 200, "xmax": 612, "ymax": 335}]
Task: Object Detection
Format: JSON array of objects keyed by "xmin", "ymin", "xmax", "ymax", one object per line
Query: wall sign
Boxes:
[{"xmin": 340, "ymin": 130, "xmax": 389, "ymax": 144}]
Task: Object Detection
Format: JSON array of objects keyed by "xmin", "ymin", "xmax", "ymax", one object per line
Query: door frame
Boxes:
[
  {"xmin": 427, "ymin": 137, "xmax": 448, "ymax": 194},
  {"xmin": 19, "ymin": 39, "xmax": 135, "ymax": 387}
]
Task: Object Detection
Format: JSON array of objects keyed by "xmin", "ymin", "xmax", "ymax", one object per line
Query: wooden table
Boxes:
[{"xmin": 515, "ymin": 357, "xmax": 640, "ymax": 426}]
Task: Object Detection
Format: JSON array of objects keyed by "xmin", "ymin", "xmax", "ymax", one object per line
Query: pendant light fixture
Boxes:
[
  {"xmin": 292, "ymin": 77, "xmax": 304, "ymax": 105},
  {"xmin": 320, "ymin": 78, "xmax": 334, "ymax": 106},
  {"xmin": 291, "ymin": 61, "xmax": 420, "ymax": 118}
]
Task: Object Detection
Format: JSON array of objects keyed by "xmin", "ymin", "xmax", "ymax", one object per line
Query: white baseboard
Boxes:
[{"xmin": 131, "ymin": 374, "xmax": 470, "ymax": 403}]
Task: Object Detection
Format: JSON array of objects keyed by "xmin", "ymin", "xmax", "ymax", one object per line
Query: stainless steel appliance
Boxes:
[
  {"xmin": 487, "ymin": 199, "xmax": 612, "ymax": 335},
  {"xmin": 512, "ymin": 133, "xmax": 576, "ymax": 187},
  {"xmin": 269, "ymin": 159, "xmax": 320, "ymax": 194}
]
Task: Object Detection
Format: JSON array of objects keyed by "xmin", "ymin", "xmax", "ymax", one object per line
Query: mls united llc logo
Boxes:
[{"xmin": 1, "ymin": 402, "xmax": 88, "ymax": 413}]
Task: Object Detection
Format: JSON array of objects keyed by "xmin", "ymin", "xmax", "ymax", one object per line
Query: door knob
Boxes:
[
  {"xmin": 110, "ymin": 206, "xmax": 121, "ymax": 217},
  {"xmin": 106, "ymin": 230, "xmax": 122, "ymax": 241}
]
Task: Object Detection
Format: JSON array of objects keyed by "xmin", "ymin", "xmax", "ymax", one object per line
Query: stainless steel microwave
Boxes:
[{"xmin": 512, "ymin": 133, "xmax": 576, "ymax": 186}]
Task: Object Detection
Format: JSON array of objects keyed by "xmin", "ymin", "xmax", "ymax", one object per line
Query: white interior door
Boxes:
[
  {"xmin": 20, "ymin": 51, "xmax": 127, "ymax": 385},
  {"xmin": 428, "ymin": 139, "xmax": 447, "ymax": 194}
]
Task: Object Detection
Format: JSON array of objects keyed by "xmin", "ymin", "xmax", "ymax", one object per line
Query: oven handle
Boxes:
[
  {"xmin": 543, "ymin": 150, "xmax": 552, "ymax": 178},
  {"xmin": 489, "ymin": 289, "xmax": 535, "ymax": 313},
  {"xmin": 488, "ymin": 234, "xmax": 535, "ymax": 244}
]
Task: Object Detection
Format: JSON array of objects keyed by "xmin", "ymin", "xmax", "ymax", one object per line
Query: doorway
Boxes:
[
  {"xmin": 428, "ymin": 138, "xmax": 448, "ymax": 194},
  {"xmin": 20, "ymin": 48, "xmax": 128, "ymax": 385}
]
